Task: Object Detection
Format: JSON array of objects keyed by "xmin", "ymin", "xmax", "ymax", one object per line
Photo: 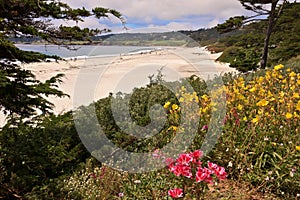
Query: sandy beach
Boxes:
[{"xmin": 0, "ymin": 47, "xmax": 236, "ymax": 127}]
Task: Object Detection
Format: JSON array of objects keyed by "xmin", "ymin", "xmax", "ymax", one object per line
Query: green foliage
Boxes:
[
  {"xmin": 0, "ymin": 0, "xmax": 124, "ymax": 198},
  {"xmin": 217, "ymin": 46, "xmax": 261, "ymax": 72},
  {"xmin": 211, "ymin": 2, "xmax": 300, "ymax": 72},
  {"xmin": 268, "ymin": 3, "xmax": 300, "ymax": 64},
  {"xmin": 217, "ymin": 16, "xmax": 246, "ymax": 34},
  {"xmin": 0, "ymin": 64, "xmax": 67, "ymax": 119},
  {"xmin": 0, "ymin": 113, "xmax": 90, "ymax": 197},
  {"xmin": 0, "ymin": 0, "xmax": 123, "ymax": 122}
]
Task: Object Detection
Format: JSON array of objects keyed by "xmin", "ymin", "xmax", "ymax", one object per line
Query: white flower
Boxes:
[
  {"xmin": 228, "ymin": 161, "xmax": 233, "ymax": 167},
  {"xmin": 268, "ymin": 171, "xmax": 273, "ymax": 175}
]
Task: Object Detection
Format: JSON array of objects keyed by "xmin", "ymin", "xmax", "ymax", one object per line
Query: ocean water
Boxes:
[{"xmin": 16, "ymin": 44, "xmax": 158, "ymax": 59}]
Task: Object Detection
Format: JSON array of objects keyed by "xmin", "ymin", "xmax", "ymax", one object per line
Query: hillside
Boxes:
[{"xmin": 202, "ymin": 2, "xmax": 300, "ymax": 72}]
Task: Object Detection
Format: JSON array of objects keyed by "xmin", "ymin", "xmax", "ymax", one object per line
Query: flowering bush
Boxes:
[{"xmin": 215, "ymin": 64, "xmax": 300, "ymax": 197}]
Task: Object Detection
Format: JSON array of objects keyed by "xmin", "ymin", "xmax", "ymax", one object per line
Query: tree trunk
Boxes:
[{"xmin": 260, "ymin": 0, "xmax": 279, "ymax": 69}]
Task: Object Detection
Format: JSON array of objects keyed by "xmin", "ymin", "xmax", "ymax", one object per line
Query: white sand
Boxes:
[{"xmin": 0, "ymin": 47, "xmax": 236, "ymax": 127}]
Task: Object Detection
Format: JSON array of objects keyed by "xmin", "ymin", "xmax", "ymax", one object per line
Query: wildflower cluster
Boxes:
[
  {"xmin": 217, "ymin": 64, "xmax": 300, "ymax": 196},
  {"xmin": 167, "ymin": 150, "xmax": 227, "ymax": 198},
  {"xmin": 163, "ymin": 85, "xmax": 213, "ymax": 138},
  {"xmin": 226, "ymin": 64, "xmax": 300, "ymax": 125},
  {"xmin": 62, "ymin": 165, "xmax": 124, "ymax": 199}
]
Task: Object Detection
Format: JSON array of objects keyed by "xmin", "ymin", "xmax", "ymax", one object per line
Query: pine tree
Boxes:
[
  {"xmin": 217, "ymin": 0, "xmax": 288, "ymax": 69},
  {"xmin": 0, "ymin": 0, "xmax": 123, "ymax": 123}
]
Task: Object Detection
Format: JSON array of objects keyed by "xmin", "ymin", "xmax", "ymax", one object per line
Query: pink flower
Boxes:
[
  {"xmin": 118, "ymin": 192, "xmax": 124, "ymax": 197},
  {"xmin": 190, "ymin": 150, "xmax": 203, "ymax": 160},
  {"xmin": 201, "ymin": 125, "xmax": 208, "ymax": 130},
  {"xmin": 207, "ymin": 161, "xmax": 218, "ymax": 171},
  {"xmin": 190, "ymin": 150, "xmax": 203, "ymax": 166},
  {"xmin": 176, "ymin": 153, "xmax": 193, "ymax": 165},
  {"xmin": 168, "ymin": 188, "xmax": 183, "ymax": 199},
  {"xmin": 169, "ymin": 164, "xmax": 192, "ymax": 178},
  {"xmin": 214, "ymin": 166, "xmax": 227, "ymax": 180},
  {"xmin": 207, "ymin": 161, "xmax": 227, "ymax": 180},
  {"xmin": 196, "ymin": 167, "xmax": 213, "ymax": 184}
]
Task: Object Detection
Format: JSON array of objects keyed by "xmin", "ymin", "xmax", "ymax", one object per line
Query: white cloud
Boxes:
[
  {"xmin": 61, "ymin": 0, "xmax": 250, "ymax": 31},
  {"xmin": 93, "ymin": 0, "xmax": 246, "ymax": 21}
]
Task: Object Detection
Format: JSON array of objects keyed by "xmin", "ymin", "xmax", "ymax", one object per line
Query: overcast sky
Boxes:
[{"xmin": 61, "ymin": 0, "xmax": 256, "ymax": 33}]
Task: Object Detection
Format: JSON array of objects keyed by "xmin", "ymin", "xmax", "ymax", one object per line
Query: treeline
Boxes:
[
  {"xmin": 199, "ymin": 2, "xmax": 300, "ymax": 72},
  {"xmin": 94, "ymin": 32, "xmax": 197, "ymax": 46}
]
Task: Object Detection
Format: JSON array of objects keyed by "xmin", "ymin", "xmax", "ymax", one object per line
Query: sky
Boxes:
[{"xmin": 60, "ymin": 0, "xmax": 257, "ymax": 33}]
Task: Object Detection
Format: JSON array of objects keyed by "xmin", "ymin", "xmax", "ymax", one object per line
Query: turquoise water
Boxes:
[{"xmin": 16, "ymin": 44, "xmax": 157, "ymax": 59}]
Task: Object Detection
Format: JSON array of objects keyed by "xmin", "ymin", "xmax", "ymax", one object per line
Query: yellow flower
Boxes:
[
  {"xmin": 296, "ymin": 101, "xmax": 300, "ymax": 111},
  {"xmin": 252, "ymin": 116, "xmax": 259, "ymax": 123},
  {"xmin": 249, "ymin": 87, "xmax": 256, "ymax": 93},
  {"xmin": 267, "ymin": 91, "xmax": 273, "ymax": 98},
  {"xmin": 280, "ymin": 91, "xmax": 285, "ymax": 97},
  {"xmin": 290, "ymin": 85, "xmax": 296, "ymax": 91},
  {"xmin": 274, "ymin": 64, "xmax": 284, "ymax": 71},
  {"xmin": 201, "ymin": 94, "xmax": 209, "ymax": 102},
  {"xmin": 179, "ymin": 97, "xmax": 184, "ymax": 103},
  {"xmin": 202, "ymin": 107, "xmax": 209, "ymax": 113},
  {"xmin": 181, "ymin": 86, "xmax": 186, "ymax": 92},
  {"xmin": 257, "ymin": 77, "xmax": 264, "ymax": 84},
  {"xmin": 172, "ymin": 104, "xmax": 179, "ymax": 110},
  {"xmin": 286, "ymin": 112, "xmax": 293, "ymax": 119},
  {"xmin": 237, "ymin": 104, "xmax": 243, "ymax": 110},
  {"xmin": 243, "ymin": 116, "xmax": 247, "ymax": 121},
  {"xmin": 256, "ymin": 99, "xmax": 269, "ymax": 107},
  {"xmin": 164, "ymin": 102, "xmax": 171, "ymax": 109},
  {"xmin": 289, "ymin": 71, "xmax": 297, "ymax": 77},
  {"xmin": 293, "ymin": 93, "xmax": 300, "ymax": 99},
  {"xmin": 168, "ymin": 126, "xmax": 178, "ymax": 131},
  {"xmin": 296, "ymin": 146, "xmax": 300, "ymax": 151}
]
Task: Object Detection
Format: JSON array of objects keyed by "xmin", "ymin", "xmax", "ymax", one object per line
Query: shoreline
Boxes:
[{"xmin": 0, "ymin": 47, "xmax": 236, "ymax": 127}]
